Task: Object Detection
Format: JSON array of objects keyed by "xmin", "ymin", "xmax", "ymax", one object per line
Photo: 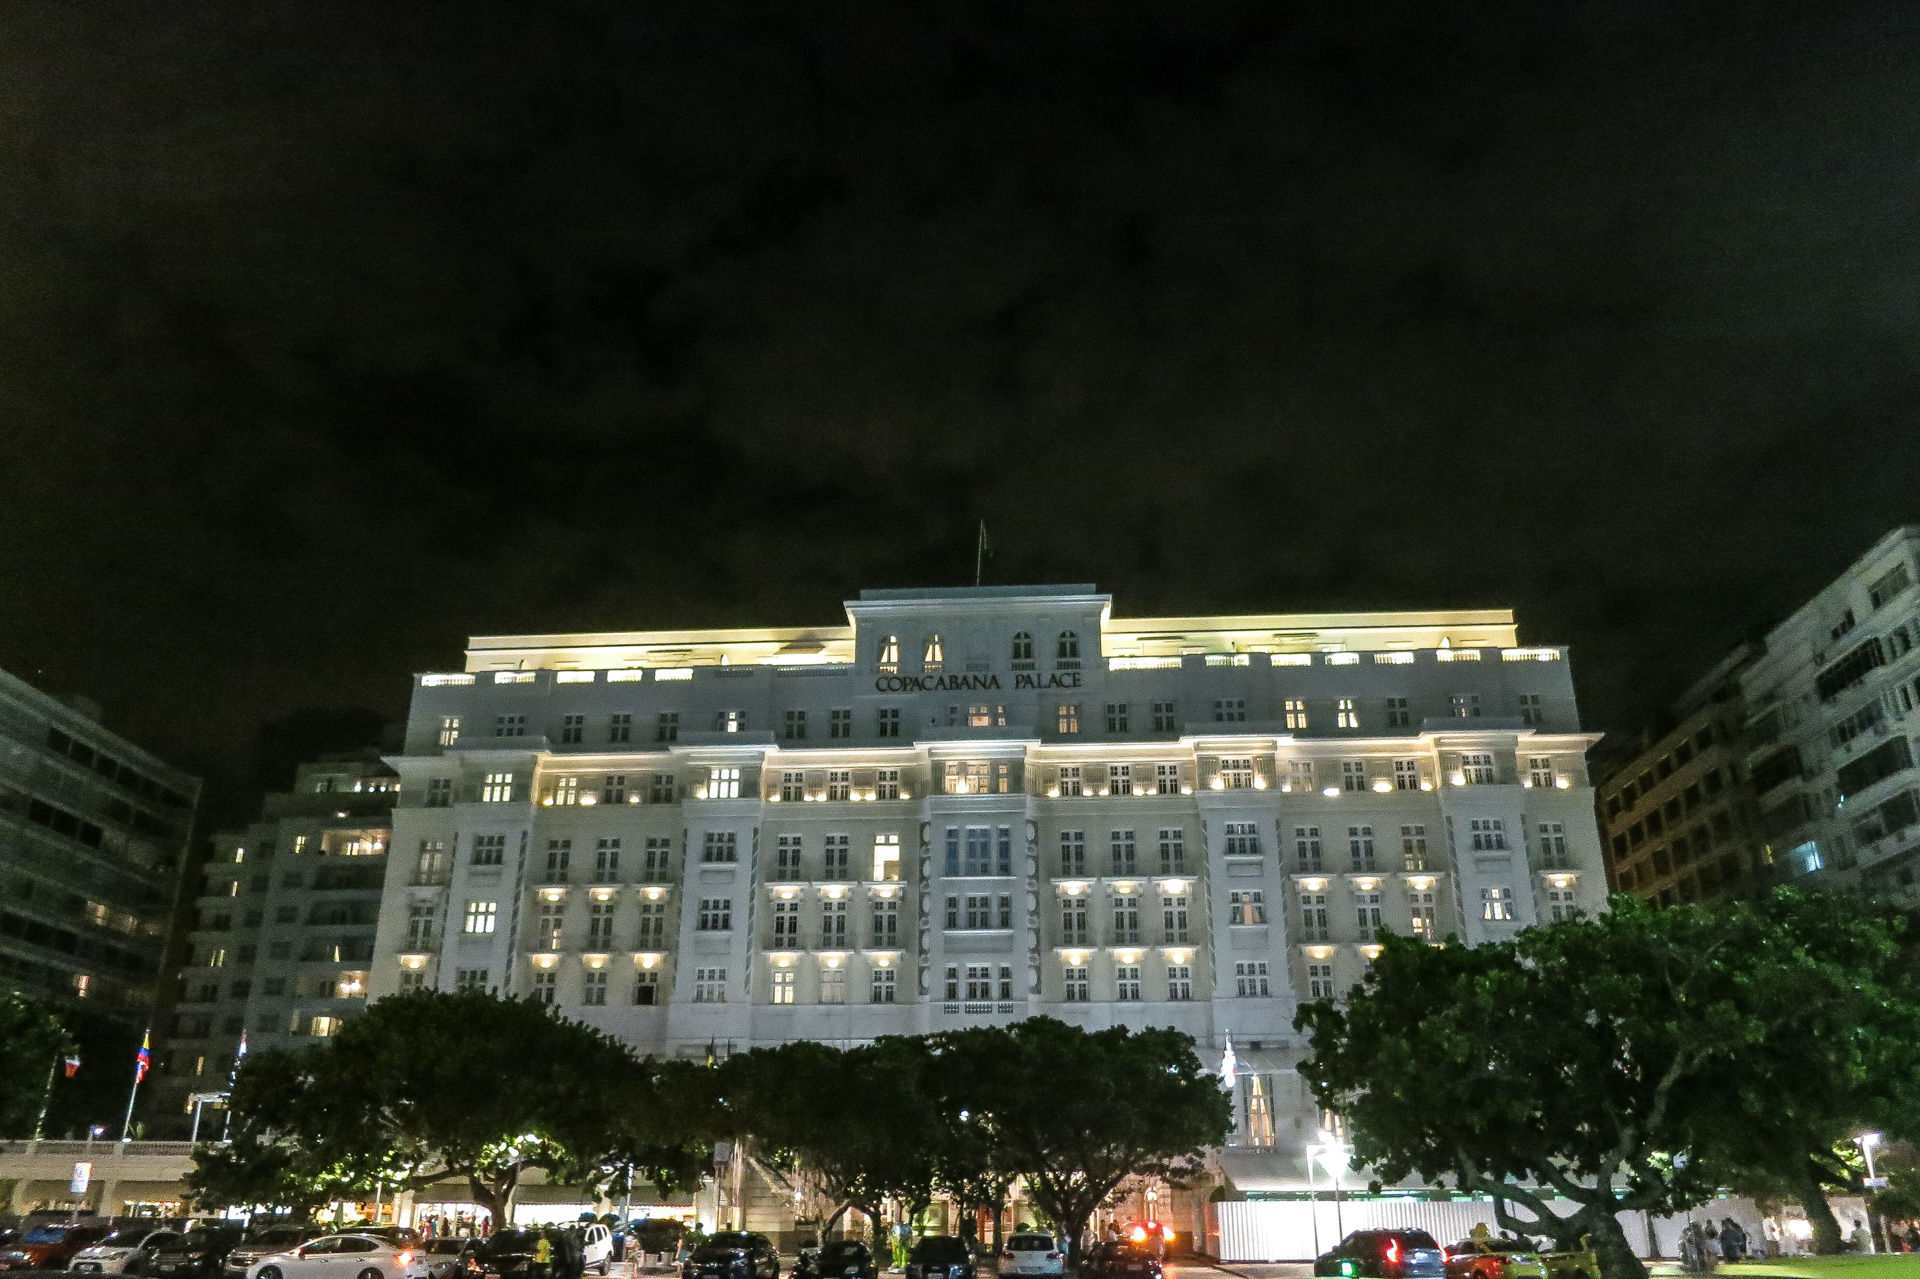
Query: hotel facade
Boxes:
[{"xmin": 369, "ymin": 585, "xmax": 1605, "ymax": 1181}]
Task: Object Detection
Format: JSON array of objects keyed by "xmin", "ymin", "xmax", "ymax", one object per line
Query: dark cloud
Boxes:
[{"xmin": 2, "ymin": 0, "xmax": 1918, "ymax": 821}]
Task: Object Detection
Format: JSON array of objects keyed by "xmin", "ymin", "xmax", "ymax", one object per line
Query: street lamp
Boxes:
[{"xmin": 1310, "ymin": 1135, "xmax": 1354, "ymax": 1242}]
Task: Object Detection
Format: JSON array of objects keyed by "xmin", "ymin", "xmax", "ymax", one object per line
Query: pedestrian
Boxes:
[
  {"xmin": 565, "ymin": 1225, "xmax": 588, "ymax": 1279},
  {"xmin": 1703, "ymin": 1223, "xmax": 1722, "ymax": 1270},
  {"xmin": 1851, "ymin": 1220, "xmax": 1875, "ymax": 1255},
  {"xmin": 1720, "ymin": 1219, "xmax": 1747, "ymax": 1263},
  {"xmin": 1760, "ymin": 1219, "xmax": 1780, "ymax": 1259},
  {"xmin": 535, "ymin": 1230, "xmax": 555, "ymax": 1279}
]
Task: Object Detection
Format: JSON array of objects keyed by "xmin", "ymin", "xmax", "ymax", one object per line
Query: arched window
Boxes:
[
  {"xmin": 923, "ymin": 634, "xmax": 944, "ymax": 671},
  {"xmin": 1011, "ymin": 631, "xmax": 1034, "ymax": 666},
  {"xmin": 1057, "ymin": 630, "xmax": 1080, "ymax": 661},
  {"xmin": 877, "ymin": 635, "xmax": 900, "ymax": 674}
]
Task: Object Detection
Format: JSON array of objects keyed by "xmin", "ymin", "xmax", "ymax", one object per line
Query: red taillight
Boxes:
[{"xmin": 1385, "ymin": 1240, "xmax": 1402, "ymax": 1267}]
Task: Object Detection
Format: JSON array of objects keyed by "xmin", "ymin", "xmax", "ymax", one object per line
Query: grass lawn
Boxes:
[{"xmin": 1688, "ymin": 1259, "xmax": 1920, "ymax": 1279}]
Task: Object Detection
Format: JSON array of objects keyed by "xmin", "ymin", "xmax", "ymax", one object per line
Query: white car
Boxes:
[
  {"xmin": 578, "ymin": 1224, "xmax": 613, "ymax": 1276},
  {"xmin": 246, "ymin": 1235, "xmax": 428, "ymax": 1279},
  {"xmin": 998, "ymin": 1235, "xmax": 1063, "ymax": 1278},
  {"xmin": 73, "ymin": 1230, "xmax": 186, "ymax": 1275}
]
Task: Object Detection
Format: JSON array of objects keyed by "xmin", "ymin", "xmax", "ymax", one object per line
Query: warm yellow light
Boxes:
[
  {"xmin": 1372, "ymin": 780, "xmax": 1394, "ymax": 793},
  {"xmin": 1253, "ymin": 777, "xmax": 1268, "ymax": 790},
  {"xmin": 1210, "ymin": 777, "xmax": 1225, "ymax": 790},
  {"xmin": 1555, "ymin": 776, "xmax": 1572, "ymax": 789},
  {"xmin": 768, "ymin": 794, "xmax": 781, "ymax": 803},
  {"xmin": 580, "ymin": 795, "xmax": 597, "ymax": 806},
  {"xmin": 1449, "ymin": 772, "xmax": 1466, "ymax": 787},
  {"xmin": 1180, "ymin": 785, "xmax": 1193, "ymax": 795},
  {"xmin": 1420, "ymin": 780, "xmax": 1434, "ymax": 791},
  {"xmin": 1322, "ymin": 786, "xmax": 1340, "ymax": 797}
]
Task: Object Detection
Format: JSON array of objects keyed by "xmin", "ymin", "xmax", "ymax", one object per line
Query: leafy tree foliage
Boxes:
[{"xmin": 0, "ymin": 994, "xmax": 75, "ymax": 1137}]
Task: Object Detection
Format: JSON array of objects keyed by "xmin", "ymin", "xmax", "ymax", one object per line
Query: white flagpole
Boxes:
[{"xmin": 119, "ymin": 1030, "xmax": 150, "ymax": 1142}]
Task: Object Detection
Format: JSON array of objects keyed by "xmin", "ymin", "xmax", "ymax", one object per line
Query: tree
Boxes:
[
  {"xmin": 0, "ymin": 994, "xmax": 74, "ymax": 1138},
  {"xmin": 931, "ymin": 1018, "xmax": 1229, "ymax": 1266}
]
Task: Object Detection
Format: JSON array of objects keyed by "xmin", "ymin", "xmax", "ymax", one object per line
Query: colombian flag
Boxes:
[{"xmin": 133, "ymin": 1032, "xmax": 150, "ymax": 1084}]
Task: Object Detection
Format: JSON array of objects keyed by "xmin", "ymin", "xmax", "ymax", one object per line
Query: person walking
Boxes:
[
  {"xmin": 535, "ymin": 1230, "xmax": 556, "ymax": 1279},
  {"xmin": 1761, "ymin": 1219, "xmax": 1781, "ymax": 1259},
  {"xmin": 1851, "ymin": 1220, "xmax": 1876, "ymax": 1255},
  {"xmin": 1720, "ymin": 1219, "xmax": 1747, "ymax": 1263}
]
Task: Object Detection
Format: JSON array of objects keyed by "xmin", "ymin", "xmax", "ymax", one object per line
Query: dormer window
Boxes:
[
  {"xmin": 877, "ymin": 635, "xmax": 900, "ymax": 674},
  {"xmin": 923, "ymin": 634, "xmax": 944, "ymax": 672},
  {"xmin": 1011, "ymin": 632, "xmax": 1034, "ymax": 668},
  {"xmin": 1057, "ymin": 630, "xmax": 1081, "ymax": 669}
]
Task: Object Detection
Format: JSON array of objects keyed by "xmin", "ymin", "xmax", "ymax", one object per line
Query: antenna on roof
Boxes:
[{"xmin": 974, "ymin": 520, "xmax": 992, "ymax": 587}]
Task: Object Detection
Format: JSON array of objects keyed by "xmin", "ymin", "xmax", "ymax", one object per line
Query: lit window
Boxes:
[
  {"xmin": 771, "ymin": 970, "xmax": 795, "ymax": 1005},
  {"xmin": 1337, "ymin": 699, "xmax": 1359, "ymax": 729},
  {"xmin": 1057, "ymin": 703, "xmax": 1080, "ymax": 734},
  {"xmin": 708, "ymin": 767, "xmax": 741, "ymax": 799},
  {"xmin": 480, "ymin": 773, "xmax": 514, "ymax": 803},
  {"xmin": 536, "ymin": 899, "xmax": 564, "ymax": 949},
  {"xmin": 438, "ymin": 717, "xmax": 461, "ymax": 747},
  {"xmin": 1401, "ymin": 824, "xmax": 1429, "ymax": 870},
  {"xmin": 872, "ymin": 832, "xmax": 901, "ymax": 881},
  {"xmin": 877, "ymin": 635, "xmax": 900, "ymax": 674},
  {"xmin": 462, "ymin": 900, "xmax": 498, "ymax": 934},
  {"xmin": 716, "ymin": 710, "xmax": 744, "ymax": 734},
  {"xmin": 552, "ymin": 776, "xmax": 579, "ymax": 806},
  {"xmin": 1285, "ymin": 699, "xmax": 1309, "ymax": 730},
  {"xmin": 923, "ymin": 634, "xmax": 944, "ymax": 671},
  {"xmin": 820, "ymin": 967, "xmax": 846, "ymax": 1004},
  {"xmin": 1482, "ymin": 886, "xmax": 1515, "ymax": 921},
  {"xmin": 1246, "ymin": 1074, "xmax": 1276, "ymax": 1148},
  {"xmin": 1408, "ymin": 887, "xmax": 1437, "ymax": 938},
  {"xmin": 1451, "ymin": 694, "xmax": 1482, "ymax": 719},
  {"xmin": 1229, "ymin": 890, "xmax": 1266, "ymax": 925}
]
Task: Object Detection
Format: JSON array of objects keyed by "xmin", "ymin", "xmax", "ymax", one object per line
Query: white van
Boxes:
[{"xmin": 999, "ymin": 1235, "xmax": 1063, "ymax": 1278}]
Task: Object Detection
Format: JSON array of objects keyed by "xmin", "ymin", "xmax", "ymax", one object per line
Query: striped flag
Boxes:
[{"xmin": 133, "ymin": 1032, "xmax": 150, "ymax": 1083}]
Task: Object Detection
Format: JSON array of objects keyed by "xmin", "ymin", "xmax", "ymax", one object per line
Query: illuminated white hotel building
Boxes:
[{"xmin": 370, "ymin": 586, "xmax": 1604, "ymax": 1178}]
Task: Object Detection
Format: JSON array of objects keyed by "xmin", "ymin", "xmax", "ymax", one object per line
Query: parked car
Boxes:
[
  {"xmin": 684, "ymin": 1233, "xmax": 780, "ymax": 1279},
  {"xmin": 1314, "ymin": 1231, "xmax": 1448, "ymax": 1279},
  {"xmin": 226, "ymin": 1228, "xmax": 334, "ymax": 1279},
  {"xmin": 1538, "ymin": 1239, "xmax": 1599, "ymax": 1279},
  {"xmin": 422, "ymin": 1239, "xmax": 483, "ymax": 1279},
  {"xmin": 73, "ymin": 1228, "xmax": 188, "ymax": 1274},
  {"xmin": 800, "ymin": 1242, "xmax": 874, "ymax": 1279},
  {"xmin": 1446, "ymin": 1239, "xmax": 1545, "ymax": 1279},
  {"xmin": 576, "ymin": 1225, "xmax": 612, "ymax": 1276},
  {"xmin": 243, "ymin": 1233, "xmax": 428, "ymax": 1279},
  {"xmin": 0, "ymin": 1222, "xmax": 114, "ymax": 1270},
  {"xmin": 998, "ymin": 1234, "xmax": 1063, "ymax": 1278},
  {"xmin": 476, "ymin": 1231, "xmax": 541, "ymax": 1279},
  {"xmin": 151, "ymin": 1226, "xmax": 249, "ymax": 1279},
  {"xmin": 1082, "ymin": 1244, "xmax": 1161, "ymax": 1279},
  {"xmin": 904, "ymin": 1236, "xmax": 974, "ymax": 1279}
]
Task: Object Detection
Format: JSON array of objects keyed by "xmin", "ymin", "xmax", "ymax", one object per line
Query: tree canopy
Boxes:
[{"xmin": 0, "ymin": 994, "xmax": 74, "ymax": 1137}]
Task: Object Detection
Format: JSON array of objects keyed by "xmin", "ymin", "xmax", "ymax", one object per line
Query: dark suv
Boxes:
[
  {"xmin": 1315, "ymin": 1232, "xmax": 1447, "ymax": 1279},
  {"xmin": 684, "ymin": 1233, "xmax": 779, "ymax": 1279},
  {"xmin": 904, "ymin": 1237, "xmax": 974, "ymax": 1279},
  {"xmin": 150, "ymin": 1227, "xmax": 248, "ymax": 1279}
]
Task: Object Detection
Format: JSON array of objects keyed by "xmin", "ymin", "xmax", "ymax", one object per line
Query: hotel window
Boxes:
[
  {"xmin": 1106, "ymin": 703, "xmax": 1130, "ymax": 733},
  {"xmin": 1152, "ymin": 700, "xmax": 1177, "ymax": 732},
  {"xmin": 876, "ymin": 768, "xmax": 901, "ymax": 800},
  {"xmin": 602, "ymin": 775, "xmax": 627, "ymax": 805},
  {"xmin": 532, "ymin": 971, "xmax": 557, "ymax": 1005},
  {"xmin": 426, "ymin": 778, "xmax": 453, "ymax": 808},
  {"xmin": 956, "ymin": 826, "xmax": 994, "ymax": 876},
  {"xmin": 1224, "ymin": 822, "xmax": 1260, "ymax": 857},
  {"xmin": 1307, "ymin": 962, "xmax": 1334, "ymax": 999},
  {"xmin": 644, "ymin": 835, "xmax": 673, "ymax": 875},
  {"xmin": 481, "ymin": 773, "xmax": 515, "ymax": 803},
  {"xmin": 656, "ymin": 712, "xmax": 679, "ymax": 743},
  {"xmin": 998, "ymin": 893, "xmax": 1013, "ymax": 928},
  {"xmin": 1235, "ymin": 961, "xmax": 1270, "ymax": 997},
  {"xmin": 1348, "ymin": 825, "xmax": 1375, "ymax": 870},
  {"xmin": 944, "ymin": 895, "xmax": 959, "ymax": 929},
  {"xmin": 1057, "ymin": 631, "xmax": 1081, "ymax": 666},
  {"xmin": 716, "ymin": 710, "xmax": 745, "ymax": 734},
  {"xmin": 1214, "ymin": 699, "xmax": 1247, "ymax": 723},
  {"xmin": 417, "ymin": 839, "xmax": 448, "ymax": 882},
  {"xmin": 1115, "ymin": 965, "xmax": 1142, "ymax": 1001},
  {"xmin": 771, "ymin": 969, "xmax": 795, "ymax": 1004},
  {"xmin": 609, "ymin": 713, "xmax": 631, "ymax": 743},
  {"xmin": 784, "ymin": 710, "xmax": 807, "ymax": 741},
  {"xmin": 1158, "ymin": 828, "xmax": 1185, "ymax": 873},
  {"xmin": 708, "ymin": 766, "xmax": 741, "ymax": 798},
  {"xmin": 1385, "ymin": 697, "xmax": 1411, "ymax": 728},
  {"xmin": 1402, "ymin": 824, "xmax": 1429, "ymax": 869},
  {"xmin": 1482, "ymin": 886, "xmax": 1515, "ymax": 921},
  {"xmin": 544, "ymin": 837, "xmax": 572, "ymax": 879},
  {"xmin": 1162, "ymin": 895, "xmax": 1189, "ymax": 943},
  {"xmin": 406, "ymin": 901, "xmax": 437, "ymax": 948},
  {"xmin": 1469, "ymin": 818, "xmax": 1507, "ymax": 851},
  {"xmin": 820, "ymin": 898, "xmax": 848, "ymax": 947},
  {"xmin": 923, "ymin": 634, "xmax": 944, "ymax": 671},
  {"xmin": 456, "ymin": 968, "xmax": 489, "ymax": 993},
  {"xmin": 1110, "ymin": 830, "xmax": 1137, "ymax": 875},
  {"xmin": 1155, "ymin": 762, "xmax": 1180, "ymax": 795},
  {"xmin": 827, "ymin": 770, "xmax": 851, "ymax": 801},
  {"xmin": 1288, "ymin": 760, "xmax": 1315, "ymax": 792},
  {"xmin": 1109, "ymin": 763, "xmax": 1133, "ymax": 796},
  {"xmin": 1518, "ymin": 693, "xmax": 1544, "ymax": 726},
  {"xmin": 1451, "ymin": 694, "xmax": 1482, "ymax": 719},
  {"xmin": 1529, "ymin": 757, "xmax": 1555, "ymax": 788},
  {"xmin": 697, "ymin": 898, "xmax": 732, "ymax": 931},
  {"xmin": 1548, "ymin": 886, "xmax": 1577, "ymax": 921},
  {"xmin": 472, "ymin": 834, "xmax": 506, "ymax": 866},
  {"xmin": 1341, "ymin": 760, "xmax": 1367, "ymax": 792},
  {"xmin": 1285, "ymin": 699, "xmax": 1308, "ymax": 730},
  {"xmin": 1461, "ymin": 753, "xmax": 1496, "ymax": 785},
  {"xmin": 772, "ymin": 900, "xmax": 800, "ymax": 943},
  {"xmin": 780, "ymin": 771, "xmax": 804, "ymax": 803},
  {"xmin": 1538, "ymin": 821, "xmax": 1569, "ymax": 866},
  {"xmin": 561, "ymin": 714, "xmax": 585, "ymax": 744},
  {"xmin": 583, "ymin": 970, "xmax": 608, "ymax": 1005},
  {"xmin": 997, "ymin": 825, "xmax": 1014, "ymax": 873},
  {"xmin": 1356, "ymin": 891, "xmax": 1383, "ymax": 939},
  {"xmin": 536, "ymin": 900, "xmax": 565, "ymax": 948},
  {"xmin": 830, "ymin": 708, "xmax": 852, "ymax": 739},
  {"xmin": 877, "ymin": 707, "xmax": 900, "ymax": 738},
  {"xmin": 1112, "ymin": 894, "xmax": 1140, "ymax": 943},
  {"xmin": 693, "ymin": 968, "xmax": 727, "ymax": 1003},
  {"xmin": 1394, "ymin": 759, "xmax": 1421, "ymax": 791},
  {"xmin": 967, "ymin": 703, "xmax": 1006, "ymax": 727},
  {"xmin": 877, "ymin": 635, "xmax": 900, "ymax": 673},
  {"xmin": 398, "ymin": 969, "xmax": 426, "ymax": 993},
  {"xmin": 1058, "ymin": 765, "xmax": 1083, "ymax": 797},
  {"xmin": 553, "ymin": 776, "xmax": 580, "ymax": 806},
  {"xmin": 1167, "ymin": 964, "xmax": 1193, "ymax": 1001},
  {"xmin": 636, "ymin": 901, "xmax": 667, "ymax": 944},
  {"xmin": 632, "ymin": 970, "xmax": 659, "ymax": 1005},
  {"xmin": 438, "ymin": 716, "xmax": 461, "ymax": 747},
  {"xmin": 463, "ymin": 900, "xmax": 498, "ymax": 935},
  {"xmin": 944, "ymin": 964, "xmax": 960, "ymax": 1000},
  {"xmin": 649, "ymin": 772, "xmax": 676, "ymax": 804},
  {"xmin": 1011, "ymin": 632, "xmax": 1034, "ymax": 667},
  {"xmin": 594, "ymin": 838, "xmax": 621, "ymax": 882},
  {"xmin": 495, "ymin": 714, "xmax": 526, "ymax": 738},
  {"xmin": 823, "ymin": 834, "xmax": 851, "ymax": 879},
  {"xmin": 1220, "ymin": 757, "xmax": 1254, "ymax": 788},
  {"xmin": 1337, "ymin": 699, "xmax": 1360, "ymax": 729},
  {"xmin": 1231, "ymin": 890, "xmax": 1267, "ymax": 926},
  {"xmin": 1061, "ymin": 896, "xmax": 1088, "ymax": 944},
  {"xmin": 964, "ymin": 964, "xmax": 993, "ymax": 1000},
  {"xmin": 871, "ymin": 896, "xmax": 899, "ymax": 945},
  {"xmin": 1246, "ymin": 1074, "xmax": 1276, "ymax": 1147},
  {"xmin": 1063, "ymin": 965, "xmax": 1090, "ymax": 1002},
  {"xmin": 1408, "ymin": 888, "xmax": 1437, "ymax": 938},
  {"xmin": 872, "ymin": 833, "xmax": 902, "ymax": 881},
  {"xmin": 702, "ymin": 832, "xmax": 738, "ymax": 863},
  {"xmin": 1059, "ymin": 830, "xmax": 1086, "ymax": 875},
  {"xmin": 1057, "ymin": 703, "xmax": 1080, "ymax": 734}
]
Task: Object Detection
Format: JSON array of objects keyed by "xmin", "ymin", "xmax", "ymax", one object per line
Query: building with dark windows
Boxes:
[
  {"xmin": 368, "ymin": 585, "xmax": 1607, "ymax": 1206},
  {"xmin": 153, "ymin": 754, "xmax": 396, "ymax": 1131}
]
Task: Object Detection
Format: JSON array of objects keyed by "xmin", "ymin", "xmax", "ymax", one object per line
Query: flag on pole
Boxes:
[
  {"xmin": 63, "ymin": 1055, "xmax": 81, "ymax": 1078},
  {"xmin": 229, "ymin": 1032, "xmax": 248, "ymax": 1086},
  {"xmin": 133, "ymin": 1032, "xmax": 150, "ymax": 1084}
]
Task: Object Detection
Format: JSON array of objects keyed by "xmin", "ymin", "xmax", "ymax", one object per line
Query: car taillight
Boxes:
[
  {"xmin": 396, "ymin": 1254, "xmax": 416, "ymax": 1267},
  {"xmin": 1385, "ymin": 1241, "xmax": 1401, "ymax": 1267}
]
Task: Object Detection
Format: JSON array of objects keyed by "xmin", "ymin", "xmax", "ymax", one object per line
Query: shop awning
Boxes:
[
  {"xmin": 513, "ymin": 1186, "xmax": 598, "ymax": 1206},
  {"xmin": 411, "ymin": 1182, "xmax": 484, "ymax": 1205},
  {"xmin": 112, "ymin": 1182, "xmax": 191, "ymax": 1205},
  {"xmin": 22, "ymin": 1179, "xmax": 100, "ymax": 1204}
]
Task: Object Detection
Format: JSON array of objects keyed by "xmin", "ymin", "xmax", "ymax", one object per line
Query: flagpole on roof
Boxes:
[{"xmin": 120, "ymin": 1029, "xmax": 150, "ymax": 1142}]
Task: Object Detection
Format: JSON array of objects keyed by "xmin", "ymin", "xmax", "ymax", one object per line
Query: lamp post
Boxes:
[
  {"xmin": 1859, "ymin": 1133, "xmax": 1886, "ymax": 1252},
  {"xmin": 1310, "ymin": 1136, "xmax": 1353, "ymax": 1243}
]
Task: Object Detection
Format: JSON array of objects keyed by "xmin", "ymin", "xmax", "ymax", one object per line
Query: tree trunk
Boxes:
[
  {"xmin": 1788, "ymin": 1160, "xmax": 1844, "ymax": 1255},
  {"xmin": 1567, "ymin": 1203, "xmax": 1647, "ymax": 1279},
  {"xmin": 989, "ymin": 1193, "xmax": 1006, "ymax": 1258}
]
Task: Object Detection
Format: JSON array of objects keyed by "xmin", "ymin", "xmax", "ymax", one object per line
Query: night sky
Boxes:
[{"xmin": 4, "ymin": 0, "xmax": 1920, "ymax": 827}]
